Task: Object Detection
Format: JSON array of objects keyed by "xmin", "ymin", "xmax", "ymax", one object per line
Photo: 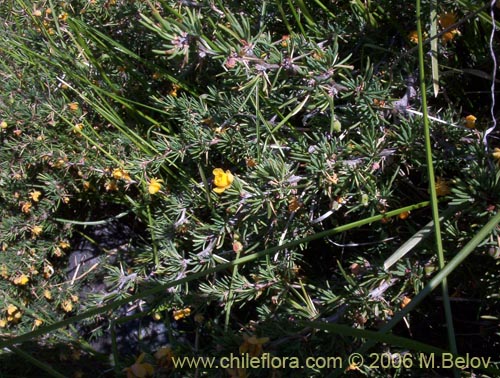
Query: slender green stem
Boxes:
[
  {"xmin": 198, "ymin": 164, "xmax": 213, "ymax": 210},
  {"xmin": 416, "ymin": 0, "xmax": 458, "ymax": 368},
  {"xmin": 255, "ymin": 84, "xmax": 261, "ymax": 162},
  {"xmin": 146, "ymin": 203, "xmax": 159, "ymax": 268},
  {"xmin": 225, "ymin": 250, "xmax": 241, "ymax": 332}
]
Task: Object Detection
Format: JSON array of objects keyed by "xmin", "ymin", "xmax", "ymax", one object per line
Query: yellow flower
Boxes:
[
  {"xmin": 439, "ymin": 13, "xmax": 457, "ymax": 29},
  {"xmin": 173, "ymin": 308, "xmax": 191, "ymax": 321},
  {"xmin": 281, "ymin": 35, "xmax": 290, "ymax": 47},
  {"xmin": 58, "ymin": 12, "xmax": 68, "ymax": 22},
  {"xmin": 13, "ymin": 274, "xmax": 29, "ymax": 286},
  {"xmin": 112, "ymin": 168, "xmax": 124, "ymax": 179},
  {"xmin": 239, "ymin": 334, "xmax": 269, "ymax": 357},
  {"xmin": 439, "ymin": 13, "xmax": 460, "ymax": 44},
  {"xmin": 21, "ymin": 201, "xmax": 32, "ymax": 213},
  {"xmin": 213, "ymin": 168, "xmax": 234, "ymax": 194},
  {"xmin": 435, "ymin": 177, "xmax": 451, "ymax": 197},
  {"xmin": 59, "ymin": 240, "xmax": 71, "ymax": 249},
  {"xmin": 442, "ymin": 32, "xmax": 453, "ymax": 44},
  {"xmin": 169, "ymin": 84, "xmax": 180, "ymax": 97},
  {"xmin": 68, "ymin": 102, "xmax": 79, "ymax": 112},
  {"xmin": 7, "ymin": 310, "xmax": 22, "ymax": 323},
  {"xmin": 29, "ymin": 190, "xmax": 42, "ymax": 202},
  {"xmin": 148, "ymin": 178, "xmax": 163, "ymax": 195},
  {"xmin": 465, "ymin": 115, "xmax": 477, "ymax": 129},
  {"xmin": 0, "ymin": 319, "xmax": 7, "ymax": 328},
  {"xmin": 31, "ymin": 225, "xmax": 43, "ymax": 237},
  {"xmin": 408, "ymin": 30, "xmax": 428, "ymax": 44},
  {"xmin": 401, "ymin": 296, "xmax": 412, "ymax": 309},
  {"xmin": 73, "ymin": 123, "xmax": 84, "ymax": 133},
  {"xmin": 113, "ymin": 168, "xmax": 131, "ymax": 182},
  {"xmin": 53, "ymin": 247, "xmax": 64, "ymax": 257},
  {"xmin": 442, "ymin": 30, "xmax": 459, "ymax": 44},
  {"xmin": 34, "ymin": 319, "xmax": 43, "ymax": 327},
  {"xmin": 44, "ymin": 290, "xmax": 53, "ymax": 300},
  {"xmin": 0, "ymin": 265, "xmax": 8, "ymax": 279},
  {"xmin": 104, "ymin": 179, "xmax": 118, "ymax": 191},
  {"xmin": 492, "ymin": 148, "xmax": 500, "ymax": 163},
  {"xmin": 408, "ymin": 30, "xmax": 419, "ymax": 44},
  {"xmin": 7, "ymin": 304, "xmax": 18, "ymax": 316},
  {"xmin": 61, "ymin": 300, "xmax": 73, "ymax": 312},
  {"xmin": 345, "ymin": 362, "xmax": 360, "ymax": 372},
  {"xmin": 0, "ymin": 121, "xmax": 7, "ymax": 129},
  {"xmin": 124, "ymin": 352, "xmax": 154, "ymax": 378},
  {"xmin": 399, "ymin": 211, "xmax": 410, "ymax": 220}
]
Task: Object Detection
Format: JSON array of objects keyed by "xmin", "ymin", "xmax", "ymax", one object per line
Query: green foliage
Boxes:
[{"xmin": 1, "ymin": 0, "xmax": 500, "ymax": 377}]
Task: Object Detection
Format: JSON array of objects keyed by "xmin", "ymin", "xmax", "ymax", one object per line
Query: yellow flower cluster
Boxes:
[
  {"xmin": 53, "ymin": 240, "xmax": 70, "ymax": 258},
  {"xmin": 173, "ymin": 307, "xmax": 191, "ymax": 321},
  {"xmin": 13, "ymin": 273, "xmax": 29, "ymax": 286},
  {"xmin": 0, "ymin": 304, "xmax": 23, "ymax": 327},
  {"xmin": 439, "ymin": 12, "xmax": 460, "ymax": 44},
  {"xmin": 113, "ymin": 167, "xmax": 132, "ymax": 182}
]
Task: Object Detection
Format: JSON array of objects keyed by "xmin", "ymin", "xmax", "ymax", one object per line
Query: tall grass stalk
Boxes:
[{"xmin": 416, "ymin": 0, "xmax": 458, "ymax": 363}]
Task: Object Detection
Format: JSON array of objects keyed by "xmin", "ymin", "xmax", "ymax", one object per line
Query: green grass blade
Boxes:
[
  {"xmin": 384, "ymin": 206, "xmax": 460, "ymax": 270},
  {"xmin": 416, "ymin": 0, "xmax": 458, "ymax": 368},
  {"xmin": 430, "ymin": 0, "xmax": 439, "ymax": 97}
]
